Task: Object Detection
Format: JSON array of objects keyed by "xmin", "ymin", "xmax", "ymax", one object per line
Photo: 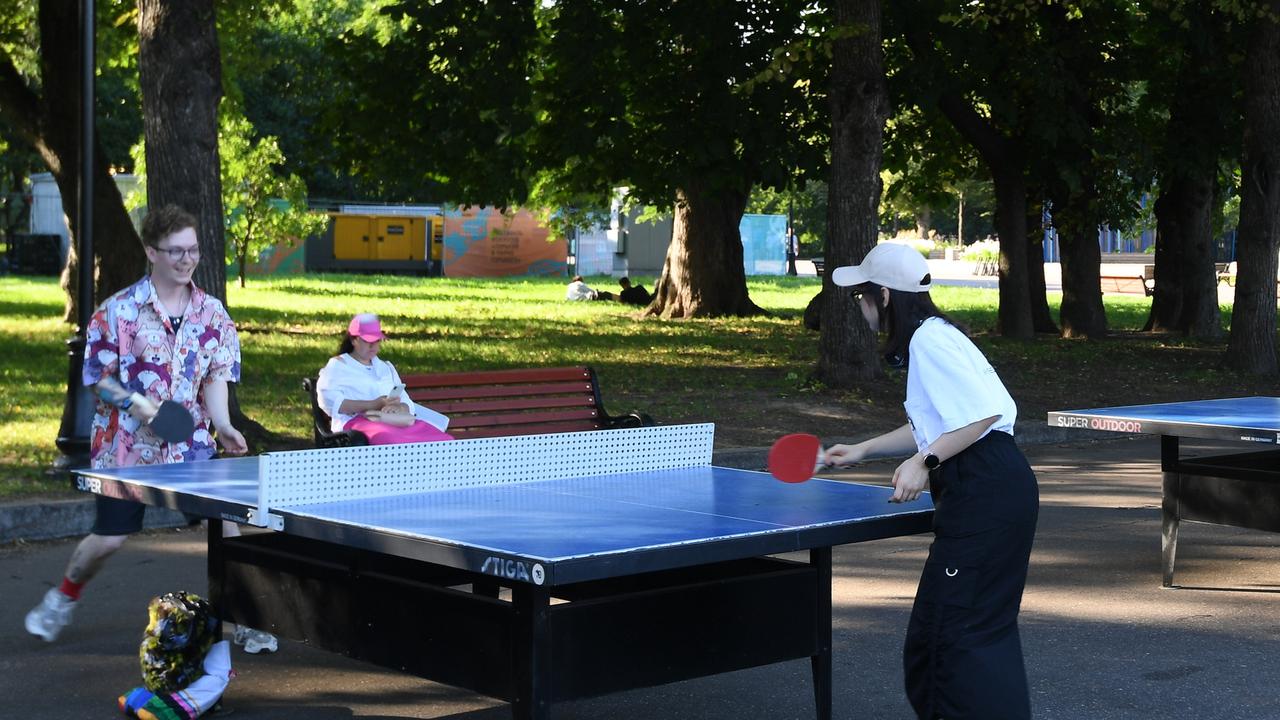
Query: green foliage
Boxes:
[
  {"xmin": 323, "ymin": 0, "xmax": 829, "ymax": 214},
  {"xmin": 0, "ymin": 0, "xmax": 39, "ymax": 80},
  {"xmin": 219, "ymin": 111, "xmax": 329, "ymax": 287},
  {"xmin": 219, "ymin": 0, "xmax": 403, "ymax": 202},
  {"xmin": 327, "ymin": 0, "xmax": 540, "ymax": 204},
  {"xmin": 126, "ymin": 108, "xmax": 326, "ymax": 287},
  {"xmin": 96, "ymin": 0, "xmax": 143, "ymax": 170},
  {"xmin": 962, "ymin": 238, "xmax": 1001, "ymax": 263},
  {"xmin": 0, "ymin": 0, "xmax": 141, "ymax": 170},
  {"xmin": 528, "ymin": 0, "xmax": 823, "ymax": 209},
  {"xmin": 892, "ymin": 1, "xmax": 1152, "ymax": 239},
  {"xmin": 880, "ymin": 103, "xmax": 988, "ymax": 232}
]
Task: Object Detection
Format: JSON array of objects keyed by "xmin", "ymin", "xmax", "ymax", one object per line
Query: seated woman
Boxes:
[{"xmin": 316, "ymin": 313, "xmax": 454, "ymax": 445}]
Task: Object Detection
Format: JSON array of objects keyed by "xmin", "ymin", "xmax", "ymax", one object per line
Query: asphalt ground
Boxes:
[{"xmin": 3, "ymin": 434, "xmax": 1279, "ymax": 719}]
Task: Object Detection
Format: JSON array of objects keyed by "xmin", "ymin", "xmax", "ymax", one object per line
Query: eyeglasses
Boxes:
[{"xmin": 155, "ymin": 245, "xmax": 201, "ymax": 261}]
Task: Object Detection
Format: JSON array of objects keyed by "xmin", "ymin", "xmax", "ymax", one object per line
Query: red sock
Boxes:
[{"xmin": 58, "ymin": 577, "xmax": 84, "ymax": 601}]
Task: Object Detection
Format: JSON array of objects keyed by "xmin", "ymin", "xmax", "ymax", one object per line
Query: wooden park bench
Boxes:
[
  {"xmin": 1099, "ymin": 263, "xmax": 1155, "ymax": 296},
  {"xmin": 303, "ymin": 365, "xmax": 655, "ymax": 448},
  {"xmin": 1217, "ymin": 262, "xmax": 1236, "ymax": 286}
]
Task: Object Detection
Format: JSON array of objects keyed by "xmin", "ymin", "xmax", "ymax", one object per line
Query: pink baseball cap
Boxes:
[{"xmin": 347, "ymin": 313, "xmax": 385, "ymax": 342}]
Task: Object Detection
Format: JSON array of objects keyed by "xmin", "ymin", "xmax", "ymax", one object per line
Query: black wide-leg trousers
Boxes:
[{"xmin": 904, "ymin": 431, "xmax": 1040, "ymax": 720}]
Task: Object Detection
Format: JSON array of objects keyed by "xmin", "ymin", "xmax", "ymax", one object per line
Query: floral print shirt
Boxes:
[{"xmin": 83, "ymin": 276, "xmax": 241, "ymax": 468}]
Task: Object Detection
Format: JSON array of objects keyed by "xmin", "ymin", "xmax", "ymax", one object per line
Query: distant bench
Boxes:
[
  {"xmin": 1217, "ymin": 261, "xmax": 1280, "ymax": 294},
  {"xmin": 304, "ymin": 365, "xmax": 654, "ymax": 448},
  {"xmin": 1217, "ymin": 262, "xmax": 1237, "ymax": 286},
  {"xmin": 1099, "ymin": 263, "xmax": 1155, "ymax": 296},
  {"xmin": 1101, "ymin": 262, "xmax": 1244, "ymax": 296}
]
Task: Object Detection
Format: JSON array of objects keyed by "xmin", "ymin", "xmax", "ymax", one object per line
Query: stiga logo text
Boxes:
[{"xmin": 479, "ymin": 556, "xmax": 545, "ymax": 585}]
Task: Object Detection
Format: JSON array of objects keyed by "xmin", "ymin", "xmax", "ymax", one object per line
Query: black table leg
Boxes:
[
  {"xmin": 512, "ymin": 584, "xmax": 552, "ymax": 720},
  {"xmin": 1160, "ymin": 436, "xmax": 1180, "ymax": 588},
  {"xmin": 811, "ymin": 547, "xmax": 832, "ymax": 720},
  {"xmin": 207, "ymin": 518, "xmax": 225, "ymax": 620}
]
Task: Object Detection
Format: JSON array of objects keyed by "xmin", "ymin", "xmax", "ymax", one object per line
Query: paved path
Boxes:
[
  {"xmin": 3, "ymin": 436, "xmax": 1279, "ymax": 719},
  {"xmin": 798, "ymin": 258, "xmax": 1241, "ymax": 303}
]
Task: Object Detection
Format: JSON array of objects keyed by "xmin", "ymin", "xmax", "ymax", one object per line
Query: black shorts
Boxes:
[{"xmin": 91, "ymin": 494, "xmax": 147, "ymax": 536}]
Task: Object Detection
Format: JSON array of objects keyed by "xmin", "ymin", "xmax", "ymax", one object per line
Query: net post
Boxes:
[{"xmin": 247, "ymin": 453, "xmax": 283, "ymax": 530}]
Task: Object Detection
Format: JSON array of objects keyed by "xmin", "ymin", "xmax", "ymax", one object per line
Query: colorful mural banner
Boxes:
[
  {"xmin": 231, "ymin": 238, "xmax": 307, "ymax": 276},
  {"xmin": 442, "ymin": 207, "xmax": 567, "ymax": 277}
]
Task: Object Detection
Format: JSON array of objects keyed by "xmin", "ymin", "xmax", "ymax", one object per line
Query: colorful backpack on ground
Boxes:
[{"xmin": 118, "ymin": 591, "xmax": 233, "ymax": 720}]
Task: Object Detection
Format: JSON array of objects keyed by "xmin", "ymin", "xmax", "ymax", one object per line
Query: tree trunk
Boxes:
[
  {"xmin": 1145, "ymin": 177, "xmax": 1222, "ymax": 337},
  {"xmin": 137, "ymin": 0, "xmax": 275, "ymax": 445},
  {"xmin": 914, "ymin": 208, "xmax": 930, "ymax": 238},
  {"xmin": 815, "ymin": 0, "xmax": 887, "ymax": 387},
  {"xmin": 1145, "ymin": 10, "xmax": 1228, "ymax": 340},
  {"xmin": 137, "ymin": 0, "xmax": 227, "ymax": 302},
  {"xmin": 1025, "ymin": 197, "xmax": 1058, "ymax": 334},
  {"xmin": 646, "ymin": 181, "xmax": 761, "ymax": 318},
  {"xmin": 56, "ymin": 153, "xmax": 146, "ymax": 322},
  {"xmin": 1226, "ymin": 1, "xmax": 1280, "ymax": 375},
  {"xmin": 907, "ymin": 24, "xmax": 1036, "ymax": 340},
  {"xmin": 926, "ymin": 95, "xmax": 1034, "ymax": 337},
  {"xmin": 0, "ymin": 0, "xmax": 147, "ymax": 322},
  {"xmin": 1056, "ymin": 200, "xmax": 1108, "ymax": 339},
  {"xmin": 989, "ymin": 167, "xmax": 1035, "ymax": 338}
]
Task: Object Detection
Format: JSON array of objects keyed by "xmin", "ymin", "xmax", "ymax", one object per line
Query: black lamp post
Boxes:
[
  {"xmin": 53, "ymin": 0, "xmax": 96, "ymax": 470},
  {"xmin": 786, "ymin": 197, "xmax": 797, "ymax": 276}
]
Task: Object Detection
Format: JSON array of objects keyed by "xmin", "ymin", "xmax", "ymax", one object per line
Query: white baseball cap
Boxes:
[{"xmin": 831, "ymin": 243, "xmax": 932, "ymax": 293}]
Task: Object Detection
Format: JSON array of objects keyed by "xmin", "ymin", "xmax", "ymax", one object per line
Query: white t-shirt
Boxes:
[
  {"xmin": 903, "ymin": 317, "xmax": 1016, "ymax": 451},
  {"xmin": 315, "ymin": 354, "xmax": 449, "ymax": 433},
  {"xmin": 566, "ymin": 280, "xmax": 596, "ymax": 301}
]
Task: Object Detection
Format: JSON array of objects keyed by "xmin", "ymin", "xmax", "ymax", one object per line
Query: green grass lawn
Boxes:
[{"xmin": 0, "ymin": 273, "xmax": 1270, "ymax": 500}]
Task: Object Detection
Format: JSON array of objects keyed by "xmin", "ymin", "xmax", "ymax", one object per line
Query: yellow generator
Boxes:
[{"xmin": 307, "ymin": 212, "xmax": 444, "ymax": 275}]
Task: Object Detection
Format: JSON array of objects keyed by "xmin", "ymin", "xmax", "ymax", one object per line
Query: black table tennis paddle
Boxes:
[
  {"xmin": 146, "ymin": 397, "xmax": 196, "ymax": 443},
  {"xmin": 96, "ymin": 377, "xmax": 196, "ymax": 443}
]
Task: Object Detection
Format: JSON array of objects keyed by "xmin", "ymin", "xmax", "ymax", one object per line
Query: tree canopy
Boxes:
[{"xmin": 1, "ymin": 0, "xmax": 1276, "ymax": 374}]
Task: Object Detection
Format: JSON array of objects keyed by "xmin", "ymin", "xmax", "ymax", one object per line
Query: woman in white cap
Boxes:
[
  {"xmin": 315, "ymin": 313, "xmax": 453, "ymax": 445},
  {"xmin": 824, "ymin": 243, "xmax": 1039, "ymax": 720}
]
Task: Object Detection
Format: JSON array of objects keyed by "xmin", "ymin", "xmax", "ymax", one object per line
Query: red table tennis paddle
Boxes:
[
  {"xmin": 97, "ymin": 377, "xmax": 196, "ymax": 444},
  {"xmin": 767, "ymin": 433, "xmax": 824, "ymax": 483}
]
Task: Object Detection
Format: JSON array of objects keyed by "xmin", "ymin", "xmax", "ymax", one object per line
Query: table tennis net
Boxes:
[{"xmin": 258, "ymin": 423, "xmax": 716, "ymax": 509}]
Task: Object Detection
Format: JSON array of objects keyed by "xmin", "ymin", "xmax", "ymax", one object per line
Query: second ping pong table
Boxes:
[
  {"xmin": 1048, "ymin": 397, "xmax": 1280, "ymax": 587},
  {"xmin": 74, "ymin": 424, "xmax": 933, "ymax": 720}
]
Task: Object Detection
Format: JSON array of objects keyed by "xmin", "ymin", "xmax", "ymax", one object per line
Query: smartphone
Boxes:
[{"xmin": 389, "ymin": 383, "xmax": 406, "ymax": 398}]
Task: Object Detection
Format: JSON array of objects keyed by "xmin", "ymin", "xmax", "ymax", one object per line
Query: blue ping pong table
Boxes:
[
  {"xmin": 1048, "ymin": 397, "xmax": 1280, "ymax": 587},
  {"xmin": 73, "ymin": 424, "xmax": 933, "ymax": 720}
]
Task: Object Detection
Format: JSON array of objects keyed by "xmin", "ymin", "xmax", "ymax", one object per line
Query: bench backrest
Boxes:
[{"xmin": 402, "ymin": 365, "xmax": 615, "ymax": 439}]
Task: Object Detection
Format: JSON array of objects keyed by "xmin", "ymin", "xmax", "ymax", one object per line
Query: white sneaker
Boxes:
[
  {"xmin": 232, "ymin": 625, "xmax": 278, "ymax": 654},
  {"xmin": 25, "ymin": 588, "xmax": 76, "ymax": 642}
]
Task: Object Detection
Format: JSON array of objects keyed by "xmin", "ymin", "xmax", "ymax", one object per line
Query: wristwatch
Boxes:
[{"xmin": 923, "ymin": 452, "xmax": 941, "ymax": 470}]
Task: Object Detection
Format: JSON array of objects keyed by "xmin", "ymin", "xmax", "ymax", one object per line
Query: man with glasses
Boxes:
[{"xmin": 24, "ymin": 204, "xmax": 277, "ymax": 654}]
